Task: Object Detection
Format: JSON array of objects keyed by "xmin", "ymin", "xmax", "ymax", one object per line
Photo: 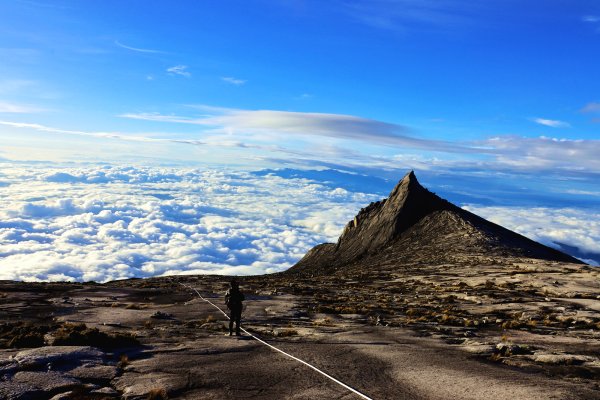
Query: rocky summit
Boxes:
[{"xmin": 289, "ymin": 171, "xmax": 581, "ymax": 275}]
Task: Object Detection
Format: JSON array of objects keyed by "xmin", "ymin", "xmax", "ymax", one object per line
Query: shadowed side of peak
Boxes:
[
  {"xmin": 333, "ymin": 171, "xmax": 452, "ymax": 263},
  {"xmin": 288, "ymin": 170, "xmax": 583, "ymax": 276}
]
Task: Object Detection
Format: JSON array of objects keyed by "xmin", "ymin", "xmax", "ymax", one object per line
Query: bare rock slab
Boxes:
[
  {"xmin": 0, "ymin": 381, "xmax": 43, "ymax": 400},
  {"xmin": 12, "ymin": 371, "xmax": 81, "ymax": 393},
  {"xmin": 113, "ymin": 372, "xmax": 189, "ymax": 399},
  {"xmin": 68, "ymin": 364, "xmax": 118, "ymax": 381},
  {"xmin": 0, "ymin": 358, "xmax": 19, "ymax": 374},
  {"xmin": 14, "ymin": 346, "xmax": 104, "ymax": 368}
]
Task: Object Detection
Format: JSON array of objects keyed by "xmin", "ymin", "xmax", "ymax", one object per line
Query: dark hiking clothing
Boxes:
[
  {"xmin": 229, "ymin": 307, "xmax": 242, "ymax": 335},
  {"xmin": 225, "ymin": 288, "xmax": 244, "ymax": 335},
  {"xmin": 225, "ymin": 289, "xmax": 245, "ymax": 309}
]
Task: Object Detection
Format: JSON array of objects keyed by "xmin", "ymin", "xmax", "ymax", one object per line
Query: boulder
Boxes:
[
  {"xmin": 113, "ymin": 372, "xmax": 189, "ymax": 399},
  {"xmin": 0, "ymin": 358, "xmax": 19, "ymax": 374},
  {"xmin": 0, "ymin": 381, "xmax": 43, "ymax": 400},
  {"xmin": 91, "ymin": 386, "xmax": 119, "ymax": 395},
  {"xmin": 12, "ymin": 371, "xmax": 81, "ymax": 393},
  {"xmin": 68, "ymin": 363, "xmax": 118, "ymax": 381},
  {"xmin": 533, "ymin": 353, "xmax": 593, "ymax": 365},
  {"xmin": 14, "ymin": 346, "xmax": 104, "ymax": 369},
  {"xmin": 49, "ymin": 391, "xmax": 74, "ymax": 400}
]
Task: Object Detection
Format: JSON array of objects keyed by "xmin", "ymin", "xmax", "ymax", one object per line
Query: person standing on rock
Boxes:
[{"xmin": 225, "ymin": 280, "xmax": 245, "ymax": 336}]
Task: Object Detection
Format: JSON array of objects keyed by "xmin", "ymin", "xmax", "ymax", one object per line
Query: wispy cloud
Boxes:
[
  {"xmin": 484, "ymin": 135, "xmax": 600, "ymax": 169},
  {"xmin": 166, "ymin": 65, "xmax": 191, "ymax": 77},
  {"xmin": 532, "ymin": 118, "xmax": 570, "ymax": 128},
  {"xmin": 0, "ymin": 120, "xmax": 174, "ymax": 143},
  {"xmin": 119, "ymin": 107, "xmax": 469, "ymax": 152},
  {"xmin": 0, "ymin": 101, "xmax": 46, "ymax": 113},
  {"xmin": 581, "ymin": 102, "xmax": 600, "ymax": 113},
  {"xmin": 0, "ymin": 79, "xmax": 61, "ymax": 100},
  {"xmin": 341, "ymin": 0, "xmax": 476, "ymax": 32},
  {"xmin": 118, "ymin": 106, "xmax": 600, "ymax": 174},
  {"xmin": 295, "ymin": 93, "xmax": 313, "ymax": 100},
  {"xmin": 114, "ymin": 40, "xmax": 165, "ymax": 54},
  {"xmin": 221, "ymin": 77, "xmax": 246, "ymax": 85},
  {"xmin": 0, "ymin": 79, "xmax": 37, "ymax": 94},
  {"xmin": 15, "ymin": 0, "xmax": 73, "ymax": 9},
  {"xmin": 582, "ymin": 15, "xmax": 600, "ymax": 23},
  {"xmin": 0, "ymin": 119, "xmax": 288, "ymax": 155},
  {"xmin": 5, "ymin": 102, "xmax": 599, "ymax": 180}
]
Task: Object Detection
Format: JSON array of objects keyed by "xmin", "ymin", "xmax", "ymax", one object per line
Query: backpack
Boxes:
[{"xmin": 225, "ymin": 289, "xmax": 244, "ymax": 309}]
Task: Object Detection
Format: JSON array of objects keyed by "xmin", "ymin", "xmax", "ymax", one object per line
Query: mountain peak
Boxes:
[
  {"xmin": 387, "ymin": 170, "xmax": 420, "ymax": 200},
  {"xmin": 289, "ymin": 170, "xmax": 582, "ymax": 275},
  {"xmin": 332, "ymin": 171, "xmax": 450, "ymax": 263}
]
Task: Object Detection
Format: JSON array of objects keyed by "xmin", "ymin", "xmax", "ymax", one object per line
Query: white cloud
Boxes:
[
  {"xmin": 0, "ymin": 163, "xmax": 379, "ymax": 282},
  {"xmin": 3, "ymin": 105, "xmax": 600, "ymax": 179},
  {"xmin": 462, "ymin": 205, "xmax": 600, "ymax": 264},
  {"xmin": 0, "ymin": 163, "xmax": 597, "ymax": 282},
  {"xmin": 166, "ymin": 65, "xmax": 191, "ymax": 77},
  {"xmin": 114, "ymin": 40, "xmax": 164, "ymax": 54},
  {"xmin": 0, "ymin": 120, "xmax": 206, "ymax": 146},
  {"xmin": 582, "ymin": 15, "xmax": 600, "ymax": 23},
  {"xmin": 119, "ymin": 107, "xmax": 600, "ymax": 174},
  {"xmin": 120, "ymin": 106, "xmax": 463, "ymax": 151},
  {"xmin": 565, "ymin": 189, "xmax": 600, "ymax": 197},
  {"xmin": 221, "ymin": 77, "xmax": 246, "ymax": 85},
  {"xmin": 0, "ymin": 101, "xmax": 46, "ymax": 113},
  {"xmin": 481, "ymin": 135, "xmax": 600, "ymax": 171},
  {"xmin": 0, "ymin": 79, "xmax": 37, "ymax": 94},
  {"xmin": 340, "ymin": 0, "xmax": 476, "ymax": 32},
  {"xmin": 532, "ymin": 118, "xmax": 570, "ymax": 128},
  {"xmin": 581, "ymin": 102, "xmax": 600, "ymax": 113},
  {"xmin": 0, "ymin": 79, "xmax": 60, "ymax": 101}
]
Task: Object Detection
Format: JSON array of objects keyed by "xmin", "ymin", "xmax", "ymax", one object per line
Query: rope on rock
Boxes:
[{"xmin": 179, "ymin": 282, "xmax": 374, "ymax": 400}]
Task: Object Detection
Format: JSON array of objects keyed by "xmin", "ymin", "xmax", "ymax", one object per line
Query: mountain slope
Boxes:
[{"xmin": 288, "ymin": 171, "xmax": 582, "ymax": 275}]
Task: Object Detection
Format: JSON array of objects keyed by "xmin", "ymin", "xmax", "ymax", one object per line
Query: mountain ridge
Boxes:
[{"xmin": 288, "ymin": 171, "xmax": 582, "ymax": 275}]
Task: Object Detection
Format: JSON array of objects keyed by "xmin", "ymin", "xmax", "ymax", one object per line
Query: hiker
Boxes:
[{"xmin": 225, "ymin": 279, "xmax": 245, "ymax": 336}]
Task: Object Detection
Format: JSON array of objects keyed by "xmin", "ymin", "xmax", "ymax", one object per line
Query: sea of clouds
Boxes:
[
  {"xmin": 0, "ymin": 163, "xmax": 598, "ymax": 282},
  {"xmin": 0, "ymin": 164, "xmax": 380, "ymax": 282}
]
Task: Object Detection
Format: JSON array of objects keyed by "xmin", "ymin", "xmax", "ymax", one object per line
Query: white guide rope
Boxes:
[{"xmin": 180, "ymin": 283, "xmax": 374, "ymax": 400}]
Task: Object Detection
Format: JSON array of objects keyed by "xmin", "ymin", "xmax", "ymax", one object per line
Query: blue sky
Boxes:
[
  {"xmin": 2, "ymin": 1, "xmax": 599, "ymax": 187},
  {"xmin": 2, "ymin": 1, "xmax": 600, "ymax": 138},
  {"xmin": 0, "ymin": 1, "xmax": 599, "ymax": 279}
]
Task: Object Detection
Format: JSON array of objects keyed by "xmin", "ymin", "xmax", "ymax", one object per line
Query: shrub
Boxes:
[
  {"xmin": 8, "ymin": 332, "xmax": 45, "ymax": 348},
  {"xmin": 118, "ymin": 354, "xmax": 130, "ymax": 368},
  {"xmin": 0, "ymin": 322, "xmax": 55, "ymax": 349},
  {"xmin": 147, "ymin": 387, "xmax": 168, "ymax": 400},
  {"xmin": 52, "ymin": 322, "xmax": 139, "ymax": 350},
  {"xmin": 275, "ymin": 329, "xmax": 298, "ymax": 337}
]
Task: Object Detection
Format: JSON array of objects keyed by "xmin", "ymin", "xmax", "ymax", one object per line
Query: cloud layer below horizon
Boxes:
[
  {"xmin": 0, "ymin": 164, "xmax": 379, "ymax": 282},
  {"xmin": 0, "ymin": 163, "xmax": 598, "ymax": 283},
  {"xmin": 2, "ymin": 104, "xmax": 599, "ymax": 183}
]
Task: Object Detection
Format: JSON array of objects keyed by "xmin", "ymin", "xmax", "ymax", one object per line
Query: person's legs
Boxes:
[
  {"xmin": 234, "ymin": 308, "xmax": 242, "ymax": 335},
  {"xmin": 229, "ymin": 310, "xmax": 235, "ymax": 335}
]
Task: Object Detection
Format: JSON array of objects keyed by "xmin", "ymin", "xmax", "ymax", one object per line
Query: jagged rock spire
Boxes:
[
  {"xmin": 334, "ymin": 171, "xmax": 450, "ymax": 262},
  {"xmin": 289, "ymin": 170, "xmax": 582, "ymax": 276}
]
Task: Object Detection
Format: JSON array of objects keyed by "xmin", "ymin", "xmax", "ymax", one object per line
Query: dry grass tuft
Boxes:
[
  {"xmin": 275, "ymin": 329, "xmax": 299, "ymax": 337},
  {"xmin": 52, "ymin": 322, "xmax": 139, "ymax": 350},
  {"xmin": 147, "ymin": 387, "xmax": 168, "ymax": 400},
  {"xmin": 119, "ymin": 353, "xmax": 130, "ymax": 368},
  {"xmin": 126, "ymin": 303, "xmax": 144, "ymax": 310}
]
